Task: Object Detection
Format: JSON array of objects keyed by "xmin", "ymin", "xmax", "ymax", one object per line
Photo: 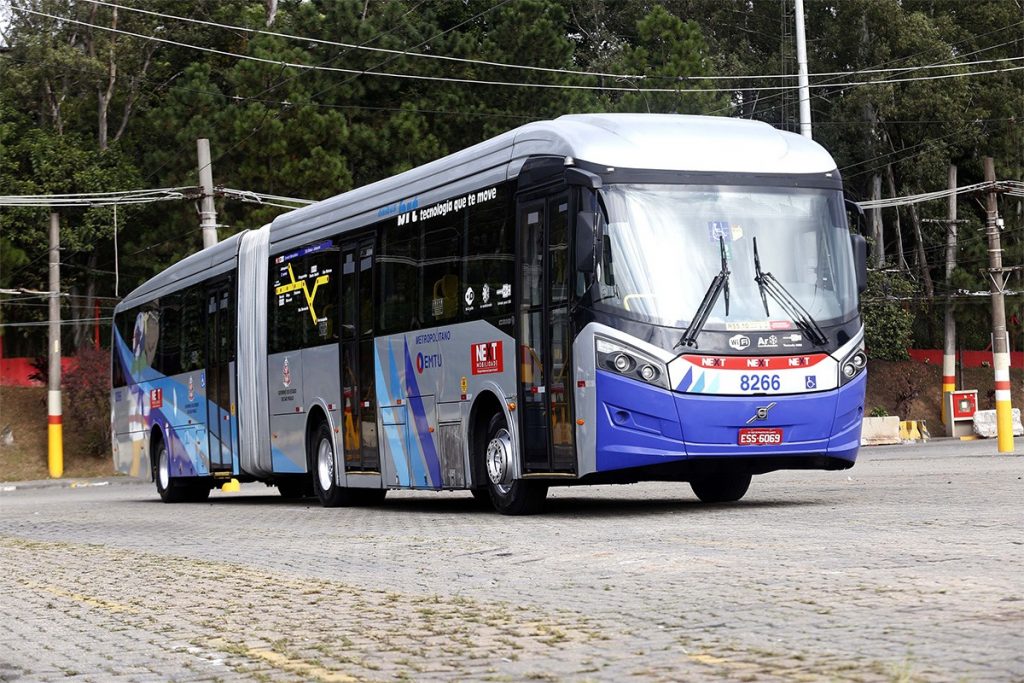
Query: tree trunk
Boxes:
[
  {"xmin": 871, "ymin": 174, "xmax": 884, "ymax": 268},
  {"xmin": 885, "ymin": 163, "xmax": 908, "ymax": 271},
  {"xmin": 908, "ymin": 201, "xmax": 934, "ymax": 299},
  {"xmin": 96, "ymin": 7, "xmax": 118, "ymax": 152}
]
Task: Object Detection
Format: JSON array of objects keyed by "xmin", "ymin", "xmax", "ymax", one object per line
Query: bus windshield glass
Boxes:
[{"xmin": 596, "ymin": 183, "xmax": 858, "ymax": 330}]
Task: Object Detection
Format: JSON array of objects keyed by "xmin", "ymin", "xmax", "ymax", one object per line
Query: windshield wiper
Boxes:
[
  {"xmin": 678, "ymin": 236, "xmax": 730, "ymax": 348},
  {"xmin": 752, "ymin": 237, "xmax": 829, "ymax": 346}
]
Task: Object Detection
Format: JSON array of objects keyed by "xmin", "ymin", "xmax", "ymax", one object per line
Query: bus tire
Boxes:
[
  {"xmin": 690, "ymin": 473, "xmax": 752, "ymax": 503},
  {"xmin": 154, "ymin": 439, "xmax": 209, "ymax": 503},
  {"xmin": 480, "ymin": 413, "xmax": 547, "ymax": 515},
  {"xmin": 310, "ymin": 421, "xmax": 351, "ymax": 507}
]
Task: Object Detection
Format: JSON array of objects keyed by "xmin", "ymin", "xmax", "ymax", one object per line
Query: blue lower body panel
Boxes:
[{"xmin": 595, "ymin": 370, "xmax": 865, "ymax": 473}]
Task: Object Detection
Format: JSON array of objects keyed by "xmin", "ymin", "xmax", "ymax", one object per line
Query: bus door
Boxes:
[
  {"xmin": 516, "ymin": 194, "xmax": 576, "ymax": 474},
  {"xmin": 339, "ymin": 237, "xmax": 380, "ymax": 472},
  {"xmin": 205, "ymin": 281, "xmax": 235, "ymax": 473}
]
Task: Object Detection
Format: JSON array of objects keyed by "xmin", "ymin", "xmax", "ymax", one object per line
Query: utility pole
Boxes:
[
  {"xmin": 871, "ymin": 174, "xmax": 883, "ymax": 268},
  {"xmin": 794, "ymin": 0, "xmax": 812, "ymax": 138},
  {"xmin": 197, "ymin": 138, "xmax": 219, "ymax": 249},
  {"xmin": 984, "ymin": 157, "xmax": 1014, "ymax": 453},
  {"xmin": 48, "ymin": 212, "xmax": 63, "ymax": 478},
  {"xmin": 941, "ymin": 165, "xmax": 957, "ymax": 425}
]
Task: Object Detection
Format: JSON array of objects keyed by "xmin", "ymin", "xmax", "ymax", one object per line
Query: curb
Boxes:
[{"xmin": 0, "ymin": 475, "xmax": 147, "ymax": 492}]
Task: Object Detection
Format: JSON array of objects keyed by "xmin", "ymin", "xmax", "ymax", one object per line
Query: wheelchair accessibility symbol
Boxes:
[{"xmin": 805, "ymin": 376, "xmax": 817, "ymax": 389}]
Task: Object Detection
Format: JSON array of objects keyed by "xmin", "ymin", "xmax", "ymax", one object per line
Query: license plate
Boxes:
[{"xmin": 738, "ymin": 427, "xmax": 783, "ymax": 446}]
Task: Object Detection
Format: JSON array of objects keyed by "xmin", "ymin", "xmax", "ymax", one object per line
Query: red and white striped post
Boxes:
[{"xmin": 48, "ymin": 212, "xmax": 63, "ymax": 477}]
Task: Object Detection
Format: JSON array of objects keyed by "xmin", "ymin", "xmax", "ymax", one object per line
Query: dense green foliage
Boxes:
[
  {"xmin": 1, "ymin": 0, "xmax": 1021, "ymax": 357},
  {"xmin": 861, "ymin": 270, "xmax": 917, "ymax": 360}
]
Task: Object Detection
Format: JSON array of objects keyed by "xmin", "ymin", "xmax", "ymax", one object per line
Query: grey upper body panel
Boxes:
[
  {"xmin": 114, "ymin": 232, "xmax": 245, "ymax": 313},
  {"xmin": 267, "ymin": 113, "xmax": 839, "ymax": 252},
  {"xmin": 118, "ymin": 114, "xmax": 837, "ymax": 307}
]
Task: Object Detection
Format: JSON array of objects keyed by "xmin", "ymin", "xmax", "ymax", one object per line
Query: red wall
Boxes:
[
  {"xmin": 908, "ymin": 349, "xmax": 1023, "ymax": 368},
  {"xmin": 0, "ymin": 357, "xmax": 79, "ymax": 387}
]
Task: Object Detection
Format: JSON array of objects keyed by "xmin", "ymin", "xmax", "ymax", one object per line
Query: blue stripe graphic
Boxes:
[{"xmin": 402, "ymin": 340, "xmax": 442, "ymax": 489}]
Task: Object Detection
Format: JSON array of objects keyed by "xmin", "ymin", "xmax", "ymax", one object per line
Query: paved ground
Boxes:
[{"xmin": 0, "ymin": 439, "xmax": 1021, "ymax": 682}]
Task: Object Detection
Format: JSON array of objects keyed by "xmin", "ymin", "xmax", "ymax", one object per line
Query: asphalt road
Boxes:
[{"xmin": 1, "ymin": 439, "xmax": 1021, "ymax": 682}]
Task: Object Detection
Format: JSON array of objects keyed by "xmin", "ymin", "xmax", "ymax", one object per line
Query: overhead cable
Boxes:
[
  {"xmin": 82, "ymin": 0, "xmax": 1024, "ymax": 83},
  {"xmin": 16, "ymin": 8, "xmax": 1024, "ymax": 95}
]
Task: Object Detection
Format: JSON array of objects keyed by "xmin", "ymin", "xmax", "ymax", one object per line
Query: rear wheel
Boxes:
[
  {"xmin": 311, "ymin": 422, "xmax": 351, "ymax": 507},
  {"xmin": 690, "ymin": 472, "xmax": 752, "ymax": 503},
  {"xmin": 480, "ymin": 413, "xmax": 547, "ymax": 515},
  {"xmin": 309, "ymin": 422, "xmax": 386, "ymax": 507},
  {"xmin": 154, "ymin": 440, "xmax": 211, "ymax": 503}
]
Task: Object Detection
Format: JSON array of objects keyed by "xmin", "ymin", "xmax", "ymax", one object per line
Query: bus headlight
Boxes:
[
  {"xmin": 596, "ymin": 336, "xmax": 669, "ymax": 390},
  {"xmin": 839, "ymin": 347, "xmax": 867, "ymax": 386}
]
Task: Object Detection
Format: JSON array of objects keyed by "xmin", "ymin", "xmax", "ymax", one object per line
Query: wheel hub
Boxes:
[
  {"xmin": 317, "ymin": 437, "xmax": 334, "ymax": 492},
  {"xmin": 158, "ymin": 447, "xmax": 169, "ymax": 490},
  {"xmin": 486, "ymin": 427, "xmax": 513, "ymax": 490}
]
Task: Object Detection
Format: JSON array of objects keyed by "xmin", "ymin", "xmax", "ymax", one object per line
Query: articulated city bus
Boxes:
[{"xmin": 111, "ymin": 114, "xmax": 868, "ymax": 514}]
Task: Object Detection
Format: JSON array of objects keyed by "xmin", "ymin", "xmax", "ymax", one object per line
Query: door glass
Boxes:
[
  {"xmin": 340, "ymin": 238, "xmax": 379, "ymax": 472},
  {"xmin": 518, "ymin": 205, "xmax": 550, "ymax": 470},
  {"xmin": 359, "ymin": 338, "xmax": 379, "ymax": 470},
  {"xmin": 548, "ymin": 198, "xmax": 574, "ymax": 468}
]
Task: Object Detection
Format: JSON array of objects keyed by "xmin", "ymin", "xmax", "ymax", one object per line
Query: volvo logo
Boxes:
[{"xmin": 746, "ymin": 402, "xmax": 778, "ymax": 424}]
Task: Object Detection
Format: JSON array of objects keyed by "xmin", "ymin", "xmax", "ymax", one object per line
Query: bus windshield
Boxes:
[{"xmin": 595, "ymin": 183, "xmax": 858, "ymax": 330}]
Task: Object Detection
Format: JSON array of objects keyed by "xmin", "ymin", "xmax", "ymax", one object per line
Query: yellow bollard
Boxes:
[
  {"xmin": 907, "ymin": 420, "xmax": 922, "ymax": 441},
  {"xmin": 47, "ymin": 388, "xmax": 63, "ymax": 478},
  {"xmin": 47, "ymin": 419, "xmax": 63, "ymax": 478}
]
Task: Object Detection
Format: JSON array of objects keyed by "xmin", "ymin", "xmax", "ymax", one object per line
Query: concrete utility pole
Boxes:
[
  {"xmin": 871, "ymin": 175, "xmax": 883, "ymax": 267},
  {"xmin": 941, "ymin": 165, "xmax": 957, "ymax": 424},
  {"xmin": 983, "ymin": 157, "xmax": 1014, "ymax": 453},
  {"xmin": 48, "ymin": 212, "xmax": 63, "ymax": 478},
  {"xmin": 197, "ymin": 138, "xmax": 219, "ymax": 249},
  {"xmin": 794, "ymin": 0, "xmax": 812, "ymax": 138}
]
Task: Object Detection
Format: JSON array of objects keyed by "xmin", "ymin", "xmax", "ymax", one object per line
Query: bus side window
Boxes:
[
  {"xmin": 421, "ymin": 211, "xmax": 462, "ymax": 324},
  {"xmin": 111, "ymin": 312, "xmax": 126, "ymax": 388},
  {"xmin": 158, "ymin": 294, "xmax": 182, "ymax": 376},
  {"xmin": 180, "ymin": 286, "xmax": 205, "ymax": 372},
  {"xmin": 465, "ymin": 184, "xmax": 514, "ymax": 322},
  {"xmin": 379, "ymin": 220, "xmax": 421, "ymax": 334}
]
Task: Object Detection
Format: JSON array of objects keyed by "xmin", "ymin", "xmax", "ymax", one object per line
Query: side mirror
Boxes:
[
  {"xmin": 576, "ymin": 211, "xmax": 596, "ymax": 273},
  {"xmin": 851, "ymin": 233, "xmax": 868, "ymax": 293}
]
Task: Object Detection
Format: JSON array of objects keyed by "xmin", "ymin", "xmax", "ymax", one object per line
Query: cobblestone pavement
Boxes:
[{"xmin": 1, "ymin": 439, "xmax": 1021, "ymax": 682}]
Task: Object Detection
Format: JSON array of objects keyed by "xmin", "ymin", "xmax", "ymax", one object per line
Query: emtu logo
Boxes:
[{"xmin": 416, "ymin": 352, "xmax": 442, "ymax": 374}]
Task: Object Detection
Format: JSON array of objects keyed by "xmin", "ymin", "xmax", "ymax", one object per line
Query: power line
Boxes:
[
  {"xmin": 82, "ymin": 0, "xmax": 1024, "ymax": 83},
  {"xmin": 15, "ymin": 7, "xmax": 1024, "ymax": 95},
  {"xmin": 0, "ymin": 187, "xmax": 196, "ymax": 207}
]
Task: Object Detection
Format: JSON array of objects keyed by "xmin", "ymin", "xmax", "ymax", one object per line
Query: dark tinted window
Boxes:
[
  {"xmin": 379, "ymin": 221, "xmax": 421, "ymax": 334},
  {"xmin": 269, "ymin": 242, "xmax": 339, "ymax": 353},
  {"xmin": 157, "ymin": 293, "xmax": 182, "ymax": 376},
  {"xmin": 465, "ymin": 185, "xmax": 514, "ymax": 321},
  {"xmin": 180, "ymin": 286, "xmax": 205, "ymax": 372},
  {"xmin": 421, "ymin": 211, "xmax": 463, "ymax": 325}
]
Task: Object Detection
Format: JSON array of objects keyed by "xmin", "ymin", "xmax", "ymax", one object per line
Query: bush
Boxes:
[
  {"xmin": 63, "ymin": 345, "xmax": 111, "ymax": 458},
  {"xmin": 861, "ymin": 270, "xmax": 916, "ymax": 361}
]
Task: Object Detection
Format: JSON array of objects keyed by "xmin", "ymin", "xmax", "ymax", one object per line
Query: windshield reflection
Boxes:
[{"xmin": 595, "ymin": 184, "xmax": 857, "ymax": 330}]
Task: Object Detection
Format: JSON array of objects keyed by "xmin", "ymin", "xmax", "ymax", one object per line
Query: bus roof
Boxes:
[
  {"xmin": 116, "ymin": 114, "xmax": 838, "ymax": 311},
  {"xmin": 115, "ymin": 231, "xmax": 246, "ymax": 312},
  {"xmin": 269, "ymin": 113, "xmax": 837, "ymax": 245}
]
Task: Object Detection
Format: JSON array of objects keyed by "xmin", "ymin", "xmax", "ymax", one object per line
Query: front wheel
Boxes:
[
  {"xmin": 154, "ymin": 440, "xmax": 211, "ymax": 503},
  {"xmin": 480, "ymin": 413, "xmax": 547, "ymax": 515},
  {"xmin": 690, "ymin": 472, "xmax": 752, "ymax": 503}
]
